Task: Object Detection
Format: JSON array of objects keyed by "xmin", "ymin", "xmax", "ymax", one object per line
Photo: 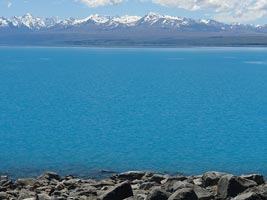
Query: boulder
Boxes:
[
  {"xmin": 243, "ymin": 184, "xmax": 267, "ymax": 199},
  {"xmin": 15, "ymin": 178, "xmax": 37, "ymax": 187},
  {"xmin": 139, "ymin": 182, "xmax": 159, "ymax": 190},
  {"xmin": 162, "ymin": 177, "xmax": 189, "ymax": 192},
  {"xmin": 146, "ymin": 188, "xmax": 169, "ymax": 200},
  {"xmin": 0, "ymin": 176, "xmax": 8, "ymax": 182},
  {"xmin": 5, "ymin": 190, "xmax": 18, "ymax": 198},
  {"xmin": 75, "ymin": 184, "xmax": 97, "ymax": 196},
  {"xmin": 217, "ymin": 175, "xmax": 258, "ymax": 199},
  {"xmin": 202, "ymin": 172, "xmax": 226, "ymax": 187},
  {"xmin": 54, "ymin": 182, "xmax": 65, "ymax": 190},
  {"xmin": 63, "ymin": 178, "xmax": 82, "ymax": 189},
  {"xmin": 100, "ymin": 181, "xmax": 133, "ymax": 200},
  {"xmin": 37, "ymin": 172, "xmax": 61, "ymax": 181},
  {"xmin": 164, "ymin": 176, "xmax": 187, "ymax": 183},
  {"xmin": 193, "ymin": 178, "xmax": 203, "ymax": 186},
  {"xmin": 0, "ymin": 192, "xmax": 8, "ymax": 200},
  {"xmin": 0, "ymin": 180, "xmax": 14, "ymax": 189},
  {"xmin": 136, "ymin": 194, "xmax": 147, "ymax": 200},
  {"xmin": 116, "ymin": 171, "xmax": 146, "ymax": 181},
  {"xmin": 35, "ymin": 185, "xmax": 54, "ymax": 194},
  {"xmin": 37, "ymin": 194, "xmax": 52, "ymax": 200},
  {"xmin": 168, "ymin": 188, "xmax": 198, "ymax": 200},
  {"xmin": 193, "ymin": 186, "xmax": 214, "ymax": 200},
  {"xmin": 149, "ymin": 174, "xmax": 167, "ymax": 184},
  {"xmin": 171, "ymin": 181, "xmax": 194, "ymax": 192},
  {"xmin": 76, "ymin": 196, "xmax": 97, "ymax": 200},
  {"xmin": 17, "ymin": 189, "xmax": 36, "ymax": 200},
  {"xmin": 233, "ymin": 192, "xmax": 264, "ymax": 200},
  {"xmin": 92, "ymin": 179, "xmax": 115, "ymax": 188},
  {"xmin": 241, "ymin": 175, "xmax": 265, "ymax": 185}
]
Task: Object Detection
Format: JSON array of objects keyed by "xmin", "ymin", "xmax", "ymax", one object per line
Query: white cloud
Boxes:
[
  {"xmin": 151, "ymin": 0, "xmax": 267, "ymax": 23},
  {"xmin": 152, "ymin": 0, "xmax": 231, "ymax": 11},
  {"xmin": 76, "ymin": 0, "xmax": 267, "ymax": 22},
  {"xmin": 79, "ymin": 0, "xmax": 124, "ymax": 7},
  {"xmin": 7, "ymin": 1, "xmax": 12, "ymax": 8}
]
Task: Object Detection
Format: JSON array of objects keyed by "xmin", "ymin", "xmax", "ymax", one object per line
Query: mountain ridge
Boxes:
[
  {"xmin": 2, "ymin": 13, "xmax": 267, "ymax": 47},
  {"xmin": 1, "ymin": 12, "xmax": 266, "ymax": 30}
]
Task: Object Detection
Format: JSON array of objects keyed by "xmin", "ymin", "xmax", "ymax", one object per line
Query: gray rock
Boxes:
[
  {"xmin": 139, "ymin": 182, "xmax": 159, "ymax": 190},
  {"xmin": 133, "ymin": 189, "xmax": 148, "ymax": 197},
  {"xmin": 241, "ymin": 175, "xmax": 265, "ymax": 185},
  {"xmin": 75, "ymin": 184, "xmax": 97, "ymax": 196},
  {"xmin": 193, "ymin": 186, "xmax": 214, "ymax": 200},
  {"xmin": 132, "ymin": 180, "xmax": 143, "ymax": 185},
  {"xmin": 168, "ymin": 188, "xmax": 198, "ymax": 200},
  {"xmin": 100, "ymin": 181, "xmax": 133, "ymax": 200},
  {"xmin": 15, "ymin": 178, "xmax": 37, "ymax": 187},
  {"xmin": 92, "ymin": 180, "xmax": 115, "ymax": 188},
  {"xmin": 0, "ymin": 186, "xmax": 7, "ymax": 192},
  {"xmin": 217, "ymin": 175, "xmax": 258, "ymax": 199},
  {"xmin": 161, "ymin": 177, "xmax": 188, "ymax": 192},
  {"xmin": 125, "ymin": 196, "xmax": 147, "ymax": 200},
  {"xmin": 193, "ymin": 178, "xmax": 203, "ymax": 186},
  {"xmin": 35, "ymin": 186, "xmax": 53, "ymax": 194},
  {"xmin": 163, "ymin": 176, "xmax": 187, "ymax": 183},
  {"xmin": 171, "ymin": 181, "xmax": 194, "ymax": 192},
  {"xmin": 0, "ymin": 192, "xmax": 8, "ymax": 200},
  {"xmin": 148, "ymin": 174, "xmax": 167, "ymax": 184},
  {"xmin": 0, "ymin": 180, "xmax": 13, "ymax": 189},
  {"xmin": 37, "ymin": 194, "xmax": 52, "ymax": 200},
  {"xmin": 38, "ymin": 172, "xmax": 61, "ymax": 181},
  {"xmin": 0, "ymin": 176, "xmax": 8, "ymax": 182},
  {"xmin": 55, "ymin": 183, "xmax": 65, "ymax": 190},
  {"xmin": 202, "ymin": 172, "xmax": 226, "ymax": 187},
  {"xmin": 131, "ymin": 184, "xmax": 139, "ymax": 190},
  {"xmin": 125, "ymin": 194, "xmax": 145, "ymax": 200},
  {"xmin": 146, "ymin": 188, "xmax": 169, "ymax": 200},
  {"xmin": 136, "ymin": 194, "xmax": 147, "ymax": 200},
  {"xmin": 233, "ymin": 192, "xmax": 264, "ymax": 200},
  {"xmin": 116, "ymin": 171, "xmax": 146, "ymax": 181},
  {"xmin": 243, "ymin": 184, "xmax": 267, "ymax": 199},
  {"xmin": 18, "ymin": 189, "xmax": 36, "ymax": 200},
  {"xmin": 6, "ymin": 190, "xmax": 18, "ymax": 198},
  {"xmin": 63, "ymin": 178, "xmax": 82, "ymax": 189}
]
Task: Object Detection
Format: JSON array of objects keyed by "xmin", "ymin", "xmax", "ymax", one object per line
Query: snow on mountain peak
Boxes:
[
  {"xmin": 199, "ymin": 19, "xmax": 210, "ymax": 24},
  {"xmin": 73, "ymin": 14, "xmax": 141, "ymax": 26},
  {"xmin": 0, "ymin": 13, "xmax": 264, "ymax": 31},
  {"xmin": 112, "ymin": 15, "xmax": 141, "ymax": 25},
  {"xmin": 9, "ymin": 13, "xmax": 46, "ymax": 29},
  {"xmin": 74, "ymin": 14, "xmax": 110, "ymax": 25},
  {"xmin": 0, "ymin": 17, "xmax": 8, "ymax": 27}
]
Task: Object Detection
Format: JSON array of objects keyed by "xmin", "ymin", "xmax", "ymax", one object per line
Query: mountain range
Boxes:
[{"xmin": 1, "ymin": 13, "xmax": 267, "ymax": 46}]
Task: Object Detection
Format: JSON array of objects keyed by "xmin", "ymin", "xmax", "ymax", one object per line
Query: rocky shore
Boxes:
[{"xmin": 0, "ymin": 171, "xmax": 267, "ymax": 200}]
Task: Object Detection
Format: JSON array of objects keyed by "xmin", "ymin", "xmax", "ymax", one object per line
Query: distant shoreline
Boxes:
[{"xmin": 2, "ymin": 44, "xmax": 267, "ymax": 49}]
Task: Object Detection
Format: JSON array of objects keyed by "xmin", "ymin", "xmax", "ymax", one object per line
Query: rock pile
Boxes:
[{"xmin": 0, "ymin": 171, "xmax": 266, "ymax": 200}]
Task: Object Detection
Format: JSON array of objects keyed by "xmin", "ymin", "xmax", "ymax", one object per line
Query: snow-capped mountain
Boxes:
[
  {"xmin": 0, "ymin": 13, "xmax": 47, "ymax": 29},
  {"xmin": 0, "ymin": 13, "xmax": 141, "ymax": 29},
  {"xmin": 0, "ymin": 12, "xmax": 264, "ymax": 31},
  {"xmin": 1, "ymin": 13, "xmax": 267, "ymax": 46}
]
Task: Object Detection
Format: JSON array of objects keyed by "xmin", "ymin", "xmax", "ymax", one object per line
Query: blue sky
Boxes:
[{"xmin": 1, "ymin": 0, "xmax": 267, "ymax": 24}]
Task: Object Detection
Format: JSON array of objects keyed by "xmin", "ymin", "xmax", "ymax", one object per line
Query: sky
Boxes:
[{"xmin": 1, "ymin": 0, "xmax": 267, "ymax": 24}]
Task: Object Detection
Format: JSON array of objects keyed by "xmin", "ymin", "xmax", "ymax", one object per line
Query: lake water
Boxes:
[{"xmin": 1, "ymin": 47, "xmax": 267, "ymax": 179}]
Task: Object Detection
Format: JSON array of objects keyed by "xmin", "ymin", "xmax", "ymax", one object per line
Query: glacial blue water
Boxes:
[{"xmin": 0, "ymin": 47, "xmax": 267, "ymax": 179}]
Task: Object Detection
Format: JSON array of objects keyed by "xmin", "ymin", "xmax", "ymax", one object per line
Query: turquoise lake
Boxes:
[{"xmin": 0, "ymin": 47, "xmax": 267, "ymax": 178}]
